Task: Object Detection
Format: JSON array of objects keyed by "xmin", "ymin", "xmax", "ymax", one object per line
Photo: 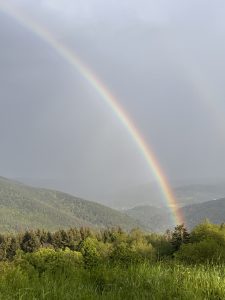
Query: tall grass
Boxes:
[{"xmin": 0, "ymin": 261, "xmax": 225, "ymax": 299}]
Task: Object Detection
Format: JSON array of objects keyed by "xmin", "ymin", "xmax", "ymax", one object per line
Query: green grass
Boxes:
[{"xmin": 0, "ymin": 261, "xmax": 225, "ymax": 299}]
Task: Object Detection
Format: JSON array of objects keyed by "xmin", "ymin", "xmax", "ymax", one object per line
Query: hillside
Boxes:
[
  {"xmin": 0, "ymin": 177, "xmax": 139, "ymax": 232},
  {"xmin": 19, "ymin": 178, "xmax": 225, "ymax": 210},
  {"xmin": 182, "ymin": 198, "xmax": 225, "ymax": 229},
  {"xmin": 124, "ymin": 205, "xmax": 168, "ymax": 231},
  {"xmin": 104, "ymin": 182, "xmax": 225, "ymax": 209},
  {"xmin": 175, "ymin": 183, "xmax": 225, "ymax": 206},
  {"xmin": 128, "ymin": 198, "xmax": 225, "ymax": 232}
]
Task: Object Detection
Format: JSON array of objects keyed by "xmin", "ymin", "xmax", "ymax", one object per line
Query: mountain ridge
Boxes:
[
  {"xmin": 0, "ymin": 177, "xmax": 139, "ymax": 232},
  {"xmin": 126, "ymin": 198, "xmax": 225, "ymax": 232}
]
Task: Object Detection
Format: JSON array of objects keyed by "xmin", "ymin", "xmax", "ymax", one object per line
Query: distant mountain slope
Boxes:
[
  {"xmin": 105, "ymin": 182, "xmax": 225, "ymax": 209},
  {"xmin": 19, "ymin": 178, "xmax": 225, "ymax": 210},
  {"xmin": 0, "ymin": 177, "xmax": 139, "ymax": 232},
  {"xmin": 128, "ymin": 198, "xmax": 225, "ymax": 232},
  {"xmin": 175, "ymin": 183, "xmax": 225, "ymax": 206},
  {"xmin": 182, "ymin": 198, "xmax": 225, "ymax": 229},
  {"xmin": 125, "ymin": 205, "xmax": 168, "ymax": 230}
]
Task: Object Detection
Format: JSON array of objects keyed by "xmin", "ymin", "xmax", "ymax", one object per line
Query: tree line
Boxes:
[{"xmin": 1, "ymin": 221, "xmax": 224, "ymax": 265}]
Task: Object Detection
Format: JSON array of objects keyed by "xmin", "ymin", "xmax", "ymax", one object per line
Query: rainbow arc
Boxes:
[{"xmin": 0, "ymin": 1, "xmax": 184, "ymax": 226}]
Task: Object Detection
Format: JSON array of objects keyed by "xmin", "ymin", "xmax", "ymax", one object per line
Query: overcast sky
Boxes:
[{"xmin": 1, "ymin": 0, "xmax": 225, "ymax": 202}]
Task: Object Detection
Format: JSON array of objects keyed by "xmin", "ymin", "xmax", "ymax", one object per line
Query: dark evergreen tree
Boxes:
[
  {"xmin": 6, "ymin": 237, "xmax": 19, "ymax": 260},
  {"xmin": 20, "ymin": 231, "xmax": 41, "ymax": 253},
  {"xmin": 80, "ymin": 227, "xmax": 92, "ymax": 240},
  {"xmin": 171, "ymin": 224, "xmax": 190, "ymax": 251},
  {"xmin": 0, "ymin": 235, "xmax": 7, "ymax": 260},
  {"xmin": 46, "ymin": 231, "xmax": 53, "ymax": 246}
]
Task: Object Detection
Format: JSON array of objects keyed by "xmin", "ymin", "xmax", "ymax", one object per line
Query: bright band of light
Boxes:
[{"xmin": 0, "ymin": 1, "xmax": 184, "ymax": 226}]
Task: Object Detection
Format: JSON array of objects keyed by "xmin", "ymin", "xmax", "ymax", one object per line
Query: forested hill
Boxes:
[
  {"xmin": 0, "ymin": 177, "xmax": 139, "ymax": 232},
  {"xmin": 126, "ymin": 198, "xmax": 225, "ymax": 232},
  {"xmin": 182, "ymin": 198, "xmax": 225, "ymax": 229}
]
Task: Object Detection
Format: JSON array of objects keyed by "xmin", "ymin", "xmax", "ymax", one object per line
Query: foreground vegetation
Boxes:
[
  {"xmin": 0, "ymin": 221, "xmax": 225, "ymax": 299},
  {"xmin": 1, "ymin": 259, "xmax": 225, "ymax": 299}
]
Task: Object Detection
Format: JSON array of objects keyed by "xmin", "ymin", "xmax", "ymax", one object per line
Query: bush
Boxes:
[
  {"xmin": 175, "ymin": 222, "xmax": 225, "ymax": 264},
  {"xmin": 175, "ymin": 238, "xmax": 225, "ymax": 264},
  {"xmin": 110, "ymin": 240, "xmax": 155, "ymax": 265},
  {"xmin": 78, "ymin": 237, "xmax": 102, "ymax": 268},
  {"xmin": 15, "ymin": 248, "xmax": 83, "ymax": 275}
]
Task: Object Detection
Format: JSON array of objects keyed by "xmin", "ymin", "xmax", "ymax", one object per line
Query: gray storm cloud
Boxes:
[{"xmin": 1, "ymin": 0, "xmax": 225, "ymax": 204}]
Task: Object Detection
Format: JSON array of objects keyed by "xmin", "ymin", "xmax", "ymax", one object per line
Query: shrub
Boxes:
[
  {"xmin": 110, "ymin": 240, "xmax": 155, "ymax": 265},
  {"xmin": 78, "ymin": 237, "xmax": 101, "ymax": 267},
  {"xmin": 15, "ymin": 248, "xmax": 83, "ymax": 274},
  {"xmin": 175, "ymin": 238, "xmax": 225, "ymax": 264}
]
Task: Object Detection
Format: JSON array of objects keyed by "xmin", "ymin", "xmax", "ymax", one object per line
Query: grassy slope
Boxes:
[
  {"xmin": 0, "ymin": 177, "xmax": 139, "ymax": 232},
  {"xmin": 0, "ymin": 261, "xmax": 224, "ymax": 299}
]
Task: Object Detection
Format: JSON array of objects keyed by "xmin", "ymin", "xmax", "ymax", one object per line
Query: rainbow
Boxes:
[{"xmin": 0, "ymin": 2, "xmax": 184, "ymax": 226}]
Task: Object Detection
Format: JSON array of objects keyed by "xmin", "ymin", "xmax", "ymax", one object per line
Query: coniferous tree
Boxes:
[
  {"xmin": 0, "ymin": 234, "xmax": 7, "ymax": 260},
  {"xmin": 171, "ymin": 224, "xmax": 190, "ymax": 252},
  {"xmin": 52, "ymin": 231, "xmax": 63, "ymax": 249},
  {"xmin": 6, "ymin": 237, "xmax": 19, "ymax": 260},
  {"xmin": 21, "ymin": 231, "xmax": 41, "ymax": 253}
]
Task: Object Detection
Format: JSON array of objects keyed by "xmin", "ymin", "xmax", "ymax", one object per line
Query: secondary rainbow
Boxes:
[{"xmin": 0, "ymin": 1, "xmax": 184, "ymax": 225}]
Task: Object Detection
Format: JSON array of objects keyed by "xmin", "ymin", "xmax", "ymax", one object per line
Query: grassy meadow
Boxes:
[
  {"xmin": 0, "ymin": 222, "xmax": 225, "ymax": 299},
  {"xmin": 0, "ymin": 259, "xmax": 225, "ymax": 299}
]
